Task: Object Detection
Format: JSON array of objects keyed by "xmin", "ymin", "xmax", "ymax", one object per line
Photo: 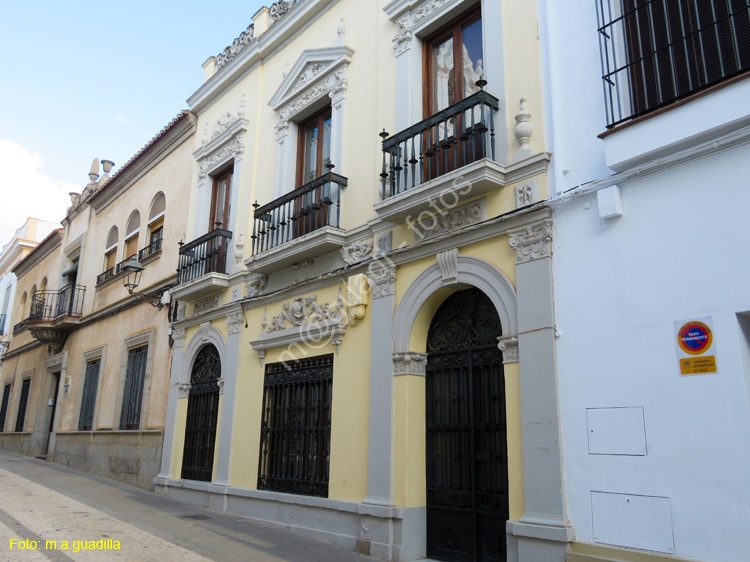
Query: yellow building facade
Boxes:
[
  {"xmin": 156, "ymin": 1, "xmax": 567, "ymax": 561},
  {"xmin": 0, "ymin": 113, "xmax": 195, "ymax": 490}
]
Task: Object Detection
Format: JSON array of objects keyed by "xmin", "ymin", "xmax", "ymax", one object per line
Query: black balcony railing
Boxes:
[
  {"xmin": 13, "ymin": 321, "xmax": 25, "ymax": 333},
  {"xmin": 597, "ymin": 0, "xmax": 750, "ymax": 128},
  {"xmin": 177, "ymin": 229, "xmax": 232, "ymax": 285},
  {"xmin": 380, "ymin": 85, "xmax": 499, "ymax": 200},
  {"xmin": 138, "ymin": 237, "xmax": 163, "ymax": 261},
  {"xmin": 96, "ymin": 254, "xmax": 137, "ymax": 285},
  {"xmin": 27, "ymin": 285, "xmax": 86, "ymax": 323},
  {"xmin": 251, "ymin": 169, "xmax": 347, "ymax": 255}
]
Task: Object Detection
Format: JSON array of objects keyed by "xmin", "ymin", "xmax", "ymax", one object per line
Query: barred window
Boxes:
[
  {"xmin": 15, "ymin": 378, "xmax": 31, "ymax": 432},
  {"xmin": 258, "ymin": 354, "xmax": 333, "ymax": 498},
  {"xmin": 119, "ymin": 346, "xmax": 148, "ymax": 430},
  {"xmin": 79, "ymin": 359, "xmax": 101, "ymax": 431},
  {"xmin": 0, "ymin": 384, "xmax": 11, "ymax": 432}
]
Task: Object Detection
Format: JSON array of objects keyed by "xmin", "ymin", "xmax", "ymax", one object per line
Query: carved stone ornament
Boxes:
[
  {"xmin": 293, "ymin": 63, "xmax": 331, "ymax": 95},
  {"xmin": 245, "ymin": 274, "xmax": 268, "ymax": 298},
  {"xmin": 341, "ymin": 239, "xmax": 374, "ymax": 266},
  {"xmin": 393, "ymin": 352, "xmax": 428, "ymax": 376},
  {"xmin": 216, "ymin": 23, "xmax": 255, "ymax": 69},
  {"xmin": 392, "ymin": 27, "xmax": 413, "ymax": 56},
  {"xmin": 508, "ymin": 219, "xmax": 554, "ymax": 264},
  {"xmin": 217, "ymin": 378, "xmax": 225, "ymax": 394},
  {"xmin": 414, "ymin": 0, "xmax": 454, "ymax": 22},
  {"xmin": 274, "ymin": 119, "xmax": 290, "ymax": 139},
  {"xmin": 265, "ymin": 288, "xmax": 346, "ymax": 333},
  {"xmin": 198, "ymin": 134, "xmax": 245, "ymax": 180},
  {"xmin": 367, "ymin": 264, "xmax": 397, "ymax": 299},
  {"xmin": 172, "ymin": 328, "xmax": 186, "ymax": 349},
  {"xmin": 226, "ymin": 311, "xmax": 244, "ymax": 335},
  {"xmin": 436, "ymin": 248, "xmax": 459, "ymax": 285},
  {"xmin": 269, "ymin": 0, "xmax": 299, "ymax": 22},
  {"xmin": 375, "ymin": 231, "xmax": 392, "ymax": 257},
  {"xmin": 278, "ymin": 72, "xmax": 348, "ymax": 122},
  {"xmin": 515, "ymin": 179, "xmax": 539, "ymax": 208},
  {"xmin": 329, "ymin": 77, "xmax": 348, "ymax": 105},
  {"xmin": 412, "ymin": 199, "xmax": 486, "ymax": 241},
  {"xmin": 497, "ymin": 335, "xmax": 519, "ymax": 364},
  {"xmin": 178, "ymin": 383, "xmax": 192, "ymax": 399},
  {"xmin": 200, "ymin": 322, "xmax": 211, "ymax": 343},
  {"xmin": 212, "ymin": 113, "xmax": 238, "ymax": 139},
  {"xmin": 193, "ymin": 294, "xmax": 221, "ymax": 316}
]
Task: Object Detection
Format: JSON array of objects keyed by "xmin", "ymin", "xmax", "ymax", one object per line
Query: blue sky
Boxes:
[{"xmin": 0, "ymin": 0, "xmax": 265, "ymax": 244}]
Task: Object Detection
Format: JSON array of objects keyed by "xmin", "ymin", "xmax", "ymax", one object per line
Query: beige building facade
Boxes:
[{"xmin": 0, "ymin": 112, "xmax": 195, "ymax": 490}]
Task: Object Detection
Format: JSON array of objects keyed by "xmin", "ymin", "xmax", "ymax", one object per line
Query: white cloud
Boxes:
[
  {"xmin": 0, "ymin": 140, "xmax": 70, "ymax": 246},
  {"xmin": 116, "ymin": 114, "xmax": 126, "ymax": 123}
]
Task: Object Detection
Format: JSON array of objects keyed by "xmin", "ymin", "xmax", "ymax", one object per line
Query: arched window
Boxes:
[
  {"xmin": 146, "ymin": 193, "xmax": 166, "ymax": 256},
  {"xmin": 124, "ymin": 211, "xmax": 140, "ymax": 260},
  {"xmin": 104, "ymin": 226, "xmax": 119, "ymax": 272},
  {"xmin": 40, "ymin": 277, "xmax": 47, "ymax": 291},
  {"xmin": 29, "ymin": 284, "xmax": 37, "ymax": 317},
  {"xmin": 18, "ymin": 291, "xmax": 27, "ymax": 324}
]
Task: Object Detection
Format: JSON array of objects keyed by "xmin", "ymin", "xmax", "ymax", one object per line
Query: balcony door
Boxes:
[
  {"xmin": 209, "ymin": 170, "xmax": 232, "ymax": 231},
  {"xmin": 424, "ymin": 9, "xmax": 485, "ymax": 181},
  {"xmin": 294, "ymin": 108, "xmax": 332, "ymax": 237}
]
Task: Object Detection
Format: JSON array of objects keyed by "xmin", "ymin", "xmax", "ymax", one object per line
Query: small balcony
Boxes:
[
  {"xmin": 171, "ymin": 229, "xmax": 233, "ymax": 302},
  {"xmin": 246, "ymin": 170, "xmax": 347, "ymax": 273},
  {"xmin": 26, "ymin": 285, "xmax": 86, "ymax": 352},
  {"xmin": 138, "ymin": 237, "xmax": 163, "ymax": 262},
  {"xmin": 373, "ymin": 86, "xmax": 520, "ymax": 225},
  {"xmin": 97, "ymin": 254, "xmax": 135, "ymax": 286}
]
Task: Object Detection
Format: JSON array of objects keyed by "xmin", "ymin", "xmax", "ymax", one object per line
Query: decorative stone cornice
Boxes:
[
  {"xmin": 393, "ymin": 352, "xmax": 428, "ymax": 376},
  {"xmin": 172, "ymin": 328, "xmax": 186, "ymax": 349},
  {"xmin": 216, "ymin": 24, "xmax": 255, "ymax": 69},
  {"xmin": 341, "ymin": 239, "xmax": 373, "ymax": 266},
  {"xmin": 497, "ymin": 335, "xmax": 519, "ymax": 364},
  {"xmin": 178, "ymin": 383, "xmax": 192, "ymax": 398},
  {"xmin": 508, "ymin": 219, "xmax": 553, "ymax": 264},
  {"xmin": 198, "ymin": 134, "xmax": 245, "ymax": 180},
  {"xmin": 411, "ymin": 199, "xmax": 486, "ymax": 241},
  {"xmin": 245, "ymin": 274, "xmax": 268, "ymax": 298},
  {"xmin": 226, "ymin": 311, "xmax": 244, "ymax": 335},
  {"xmin": 367, "ymin": 264, "xmax": 397, "ymax": 299}
]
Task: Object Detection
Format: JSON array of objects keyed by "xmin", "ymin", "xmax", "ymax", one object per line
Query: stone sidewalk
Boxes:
[{"xmin": 0, "ymin": 450, "xmax": 374, "ymax": 562}]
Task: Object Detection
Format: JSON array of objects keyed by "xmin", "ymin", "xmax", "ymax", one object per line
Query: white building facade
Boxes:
[{"xmin": 539, "ymin": 2, "xmax": 750, "ymax": 561}]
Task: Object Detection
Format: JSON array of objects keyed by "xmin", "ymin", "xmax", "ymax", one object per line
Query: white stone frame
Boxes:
[
  {"xmin": 113, "ymin": 330, "xmax": 156, "ymax": 431},
  {"xmin": 384, "ymin": 0, "xmax": 509, "ymax": 163},
  {"xmin": 392, "ymin": 255, "xmax": 518, "ymax": 352},
  {"xmin": 193, "ymin": 110, "xmax": 249, "ymax": 274},
  {"xmin": 268, "ymin": 46, "xmax": 354, "ymax": 204},
  {"xmin": 75, "ymin": 346, "xmax": 107, "ymax": 431},
  {"xmin": 12, "ymin": 370, "xmax": 34, "ymax": 433}
]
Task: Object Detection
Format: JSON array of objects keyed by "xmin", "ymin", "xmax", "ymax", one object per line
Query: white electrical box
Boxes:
[
  {"xmin": 592, "ymin": 491, "xmax": 674, "ymax": 554},
  {"xmin": 586, "ymin": 406, "xmax": 647, "ymax": 456},
  {"xmin": 597, "ymin": 185, "xmax": 623, "ymax": 220}
]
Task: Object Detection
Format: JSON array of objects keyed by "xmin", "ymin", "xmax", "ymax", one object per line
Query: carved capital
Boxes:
[
  {"xmin": 172, "ymin": 328, "xmax": 186, "ymax": 349},
  {"xmin": 393, "ymin": 352, "xmax": 428, "ymax": 376},
  {"xmin": 367, "ymin": 264, "xmax": 396, "ymax": 299},
  {"xmin": 274, "ymin": 119, "xmax": 290, "ymax": 139},
  {"xmin": 392, "ymin": 30, "xmax": 414, "ymax": 56},
  {"xmin": 226, "ymin": 311, "xmax": 244, "ymax": 335},
  {"xmin": 497, "ymin": 335, "xmax": 519, "ymax": 364},
  {"xmin": 217, "ymin": 377, "xmax": 225, "ymax": 395},
  {"xmin": 178, "ymin": 383, "xmax": 192, "ymax": 399},
  {"xmin": 329, "ymin": 77, "xmax": 348, "ymax": 105},
  {"xmin": 508, "ymin": 219, "xmax": 553, "ymax": 264}
]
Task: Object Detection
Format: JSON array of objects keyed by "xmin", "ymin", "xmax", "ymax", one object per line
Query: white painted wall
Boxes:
[{"xmin": 540, "ymin": 2, "xmax": 750, "ymax": 561}]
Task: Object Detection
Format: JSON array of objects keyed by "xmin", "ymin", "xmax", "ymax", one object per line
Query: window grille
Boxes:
[
  {"xmin": 0, "ymin": 384, "xmax": 11, "ymax": 432},
  {"xmin": 119, "ymin": 346, "xmax": 148, "ymax": 430},
  {"xmin": 78, "ymin": 359, "xmax": 101, "ymax": 431},
  {"xmin": 597, "ymin": 0, "xmax": 750, "ymax": 127},
  {"xmin": 257, "ymin": 354, "xmax": 333, "ymax": 498},
  {"xmin": 15, "ymin": 378, "xmax": 31, "ymax": 432}
]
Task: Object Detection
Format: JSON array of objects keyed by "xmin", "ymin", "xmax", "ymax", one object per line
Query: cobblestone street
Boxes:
[{"xmin": 0, "ymin": 451, "xmax": 373, "ymax": 562}]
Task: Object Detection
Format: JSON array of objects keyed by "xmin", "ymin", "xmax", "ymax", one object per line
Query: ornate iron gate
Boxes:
[
  {"xmin": 426, "ymin": 288, "xmax": 508, "ymax": 562},
  {"xmin": 181, "ymin": 344, "xmax": 221, "ymax": 482}
]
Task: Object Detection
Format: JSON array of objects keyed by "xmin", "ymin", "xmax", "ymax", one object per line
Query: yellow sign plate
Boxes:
[{"xmin": 679, "ymin": 356, "xmax": 717, "ymax": 375}]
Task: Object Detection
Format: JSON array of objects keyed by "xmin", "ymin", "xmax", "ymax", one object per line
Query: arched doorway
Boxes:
[
  {"xmin": 181, "ymin": 344, "xmax": 221, "ymax": 482},
  {"xmin": 425, "ymin": 288, "xmax": 509, "ymax": 562}
]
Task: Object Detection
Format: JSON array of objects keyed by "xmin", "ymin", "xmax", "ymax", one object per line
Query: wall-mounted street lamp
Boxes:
[{"xmin": 122, "ymin": 257, "xmax": 166, "ymax": 310}]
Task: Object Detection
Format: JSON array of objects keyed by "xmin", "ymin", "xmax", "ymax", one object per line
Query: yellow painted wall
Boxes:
[{"xmin": 171, "ymin": 398, "xmax": 188, "ymax": 479}]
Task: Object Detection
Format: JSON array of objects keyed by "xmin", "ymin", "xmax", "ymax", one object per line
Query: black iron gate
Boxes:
[
  {"xmin": 426, "ymin": 288, "xmax": 508, "ymax": 562},
  {"xmin": 181, "ymin": 344, "xmax": 221, "ymax": 482}
]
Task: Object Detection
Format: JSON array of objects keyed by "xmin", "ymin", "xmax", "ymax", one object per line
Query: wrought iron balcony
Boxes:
[
  {"xmin": 380, "ymin": 86, "xmax": 499, "ymax": 199},
  {"xmin": 251, "ymin": 169, "xmax": 347, "ymax": 256},
  {"xmin": 96, "ymin": 254, "xmax": 136, "ymax": 286},
  {"xmin": 177, "ymin": 229, "xmax": 232, "ymax": 285},
  {"xmin": 597, "ymin": 0, "xmax": 750, "ymax": 128},
  {"xmin": 28, "ymin": 285, "xmax": 86, "ymax": 323},
  {"xmin": 138, "ymin": 237, "xmax": 162, "ymax": 261}
]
